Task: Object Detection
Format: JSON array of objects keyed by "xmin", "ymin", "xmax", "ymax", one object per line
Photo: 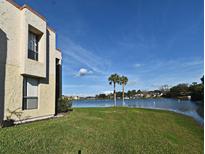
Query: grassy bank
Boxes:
[{"xmin": 0, "ymin": 107, "xmax": 203, "ymax": 154}]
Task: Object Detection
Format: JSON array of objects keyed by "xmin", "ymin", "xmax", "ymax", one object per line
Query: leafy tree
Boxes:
[
  {"xmin": 136, "ymin": 90, "xmax": 142, "ymax": 94},
  {"xmin": 189, "ymin": 83, "xmax": 204, "ymax": 101},
  {"xmin": 126, "ymin": 90, "xmax": 136, "ymax": 98},
  {"xmin": 154, "ymin": 90, "xmax": 161, "ymax": 94},
  {"xmin": 131, "ymin": 90, "xmax": 136, "ymax": 97},
  {"xmin": 119, "ymin": 76, "xmax": 128, "ymax": 105},
  {"xmin": 96, "ymin": 94, "xmax": 107, "ymax": 99},
  {"xmin": 159, "ymin": 85, "xmax": 170, "ymax": 96},
  {"xmin": 108, "ymin": 74, "xmax": 120, "ymax": 106},
  {"xmin": 169, "ymin": 84, "xmax": 189, "ymax": 98},
  {"xmin": 192, "ymin": 82, "xmax": 198, "ymax": 86},
  {"xmin": 116, "ymin": 91, "xmax": 122, "ymax": 98},
  {"xmin": 126, "ymin": 90, "xmax": 131, "ymax": 98}
]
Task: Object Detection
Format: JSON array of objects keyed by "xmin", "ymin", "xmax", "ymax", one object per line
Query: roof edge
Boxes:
[
  {"xmin": 6, "ymin": 0, "xmax": 45, "ymax": 21},
  {"xmin": 20, "ymin": 4, "xmax": 46, "ymax": 21},
  {"xmin": 6, "ymin": 0, "xmax": 21, "ymax": 9},
  {"xmin": 6, "ymin": 0, "xmax": 56, "ymax": 33}
]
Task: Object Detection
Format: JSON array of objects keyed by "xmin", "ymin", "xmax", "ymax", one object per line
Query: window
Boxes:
[
  {"xmin": 23, "ymin": 77, "xmax": 38, "ymax": 110},
  {"xmin": 28, "ymin": 31, "xmax": 38, "ymax": 61}
]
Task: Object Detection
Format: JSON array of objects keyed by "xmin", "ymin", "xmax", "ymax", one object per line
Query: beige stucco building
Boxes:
[{"xmin": 0, "ymin": 0, "xmax": 62, "ymax": 124}]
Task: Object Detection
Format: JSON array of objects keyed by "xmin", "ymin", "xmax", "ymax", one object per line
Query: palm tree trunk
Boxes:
[
  {"xmin": 122, "ymin": 83, "xmax": 125, "ymax": 106},
  {"xmin": 114, "ymin": 83, "xmax": 116, "ymax": 106}
]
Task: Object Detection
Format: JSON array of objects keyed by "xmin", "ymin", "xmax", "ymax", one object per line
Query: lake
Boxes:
[{"xmin": 72, "ymin": 98, "xmax": 204, "ymax": 125}]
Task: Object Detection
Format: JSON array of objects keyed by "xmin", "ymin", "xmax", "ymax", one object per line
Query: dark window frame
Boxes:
[
  {"xmin": 22, "ymin": 77, "xmax": 39, "ymax": 110},
  {"xmin": 28, "ymin": 31, "xmax": 39, "ymax": 61}
]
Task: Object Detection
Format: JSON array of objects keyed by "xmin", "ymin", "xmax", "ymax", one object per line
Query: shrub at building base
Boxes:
[{"xmin": 58, "ymin": 97, "xmax": 73, "ymax": 113}]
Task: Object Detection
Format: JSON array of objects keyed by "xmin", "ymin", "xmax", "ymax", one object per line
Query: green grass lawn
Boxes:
[{"xmin": 0, "ymin": 107, "xmax": 203, "ymax": 154}]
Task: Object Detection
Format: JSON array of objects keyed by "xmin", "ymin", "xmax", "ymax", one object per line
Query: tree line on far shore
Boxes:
[
  {"xmin": 96, "ymin": 75, "xmax": 204, "ymax": 104},
  {"xmin": 163, "ymin": 76, "xmax": 204, "ymax": 102}
]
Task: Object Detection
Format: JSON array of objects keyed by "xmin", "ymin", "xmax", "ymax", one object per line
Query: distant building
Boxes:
[
  {"xmin": 135, "ymin": 93, "xmax": 144, "ymax": 98},
  {"xmin": 143, "ymin": 93, "xmax": 152, "ymax": 98},
  {"xmin": 124, "ymin": 97, "xmax": 129, "ymax": 100}
]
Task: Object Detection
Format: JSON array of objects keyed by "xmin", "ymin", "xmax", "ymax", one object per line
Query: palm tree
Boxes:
[
  {"xmin": 119, "ymin": 76, "xmax": 128, "ymax": 106},
  {"xmin": 108, "ymin": 74, "xmax": 120, "ymax": 106}
]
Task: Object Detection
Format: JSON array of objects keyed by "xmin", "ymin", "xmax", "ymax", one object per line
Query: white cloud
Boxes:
[{"xmin": 77, "ymin": 68, "xmax": 93, "ymax": 76}]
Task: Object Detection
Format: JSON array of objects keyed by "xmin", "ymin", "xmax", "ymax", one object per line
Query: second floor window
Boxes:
[{"xmin": 28, "ymin": 31, "xmax": 38, "ymax": 61}]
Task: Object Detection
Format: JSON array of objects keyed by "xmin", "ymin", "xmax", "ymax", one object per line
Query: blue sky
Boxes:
[{"xmin": 17, "ymin": 0, "xmax": 204, "ymax": 96}]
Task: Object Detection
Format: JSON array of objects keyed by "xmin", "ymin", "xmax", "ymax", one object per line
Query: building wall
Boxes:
[
  {"xmin": 20, "ymin": 6, "xmax": 47, "ymax": 78},
  {"xmin": 0, "ymin": 0, "xmax": 62, "ymax": 122}
]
